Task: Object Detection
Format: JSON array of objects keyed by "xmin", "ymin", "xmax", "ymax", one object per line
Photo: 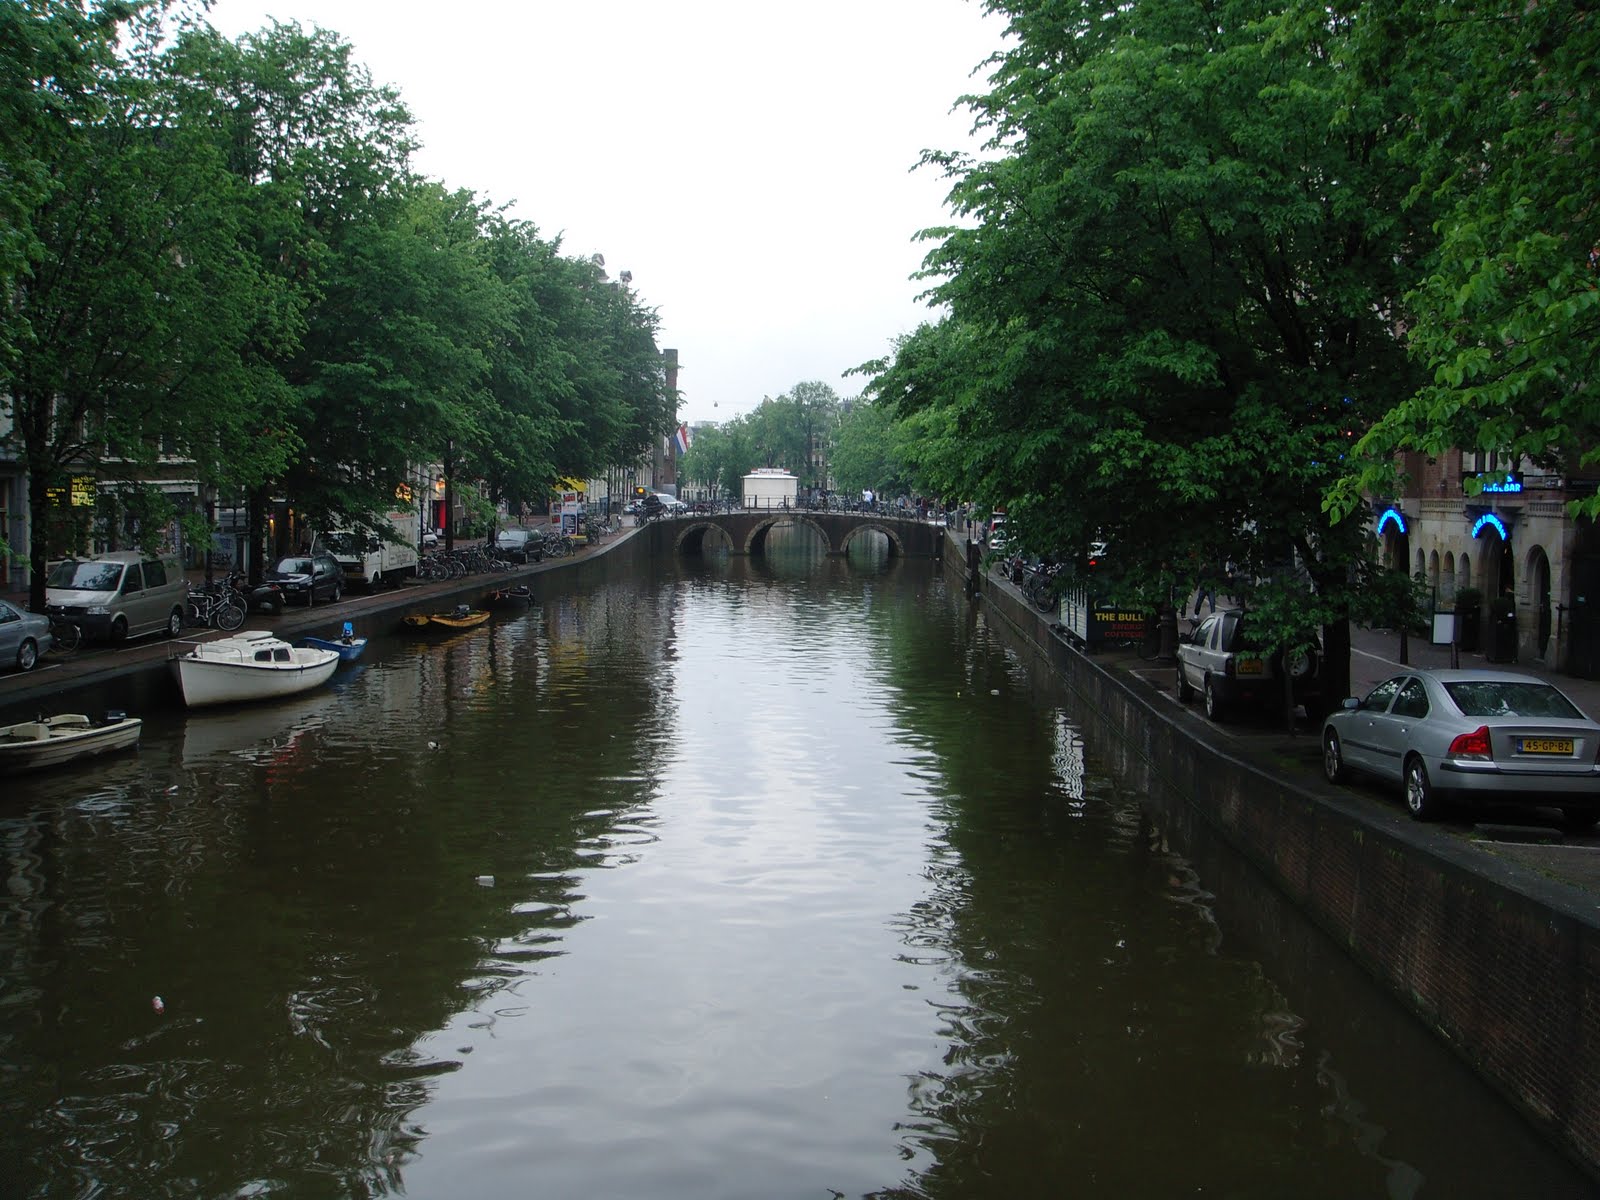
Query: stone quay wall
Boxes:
[{"xmin": 940, "ymin": 530, "xmax": 1600, "ymax": 1178}]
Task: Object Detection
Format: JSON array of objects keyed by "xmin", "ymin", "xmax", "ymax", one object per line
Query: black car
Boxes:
[
  {"xmin": 255, "ymin": 551, "xmax": 344, "ymax": 610},
  {"xmin": 494, "ymin": 528, "xmax": 543, "ymax": 563}
]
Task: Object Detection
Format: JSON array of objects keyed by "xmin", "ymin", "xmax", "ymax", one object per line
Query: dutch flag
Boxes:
[{"xmin": 674, "ymin": 424, "xmax": 691, "ymax": 455}]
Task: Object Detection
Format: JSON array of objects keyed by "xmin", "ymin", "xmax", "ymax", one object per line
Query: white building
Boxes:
[{"xmin": 742, "ymin": 468, "xmax": 797, "ymax": 510}]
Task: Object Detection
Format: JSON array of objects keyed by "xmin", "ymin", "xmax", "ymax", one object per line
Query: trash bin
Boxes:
[
  {"xmin": 1157, "ymin": 606, "xmax": 1179, "ymax": 660},
  {"xmin": 1455, "ymin": 602, "xmax": 1481, "ymax": 652},
  {"xmin": 1488, "ymin": 601, "xmax": 1517, "ymax": 663}
]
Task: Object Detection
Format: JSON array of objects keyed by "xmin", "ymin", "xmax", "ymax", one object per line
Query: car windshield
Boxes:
[
  {"xmin": 273, "ymin": 558, "xmax": 313, "ymax": 575},
  {"xmin": 46, "ymin": 560, "xmax": 122, "ymax": 591},
  {"xmin": 497, "ymin": 531, "xmax": 527, "ymax": 544},
  {"xmin": 321, "ymin": 532, "xmax": 359, "ymax": 553},
  {"xmin": 1445, "ymin": 680, "xmax": 1584, "ymax": 720}
]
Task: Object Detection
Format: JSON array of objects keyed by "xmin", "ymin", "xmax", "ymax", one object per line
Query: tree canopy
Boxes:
[
  {"xmin": 1331, "ymin": 1, "xmax": 1600, "ymax": 517},
  {"xmin": 0, "ymin": 7, "xmax": 677, "ymax": 597},
  {"xmin": 866, "ymin": 0, "xmax": 1447, "ymax": 707}
]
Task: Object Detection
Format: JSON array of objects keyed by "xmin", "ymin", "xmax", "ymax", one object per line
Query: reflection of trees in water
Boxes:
[
  {"xmin": 873, "ymin": 791, "xmax": 1355, "ymax": 1199},
  {"xmin": 0, "ymin": 577, "xmax": 676, "ymax": 1199},
  {"xmin": 858, "ymin": 590, "xmax": 1422, "ymax": 1199}
]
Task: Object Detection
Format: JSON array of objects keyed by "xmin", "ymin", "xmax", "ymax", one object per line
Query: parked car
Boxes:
[
  {"xmin": 1322, "ymin": 669, "xmax": 1600, "ymax": 827},
  {"xmin": 652, "ymin": 493, "xmax": 687, "ymax": 513},
  {"xmin": 257, "ymin": 551, "xmax": 344, "ymax": 610},
  {"xmin": 1175, "ymin": 608, "xmax": 1319, "ymax": 720},
  {"xmin": 494, "ymin": 528, "xmax": 543, "ymax": 563},
  {"xmin": 45, "ymin": 550, "xmax": 189, "ymax": 642},
  {"xmin": 0, "ymin": 598, "xmax": 52, "ymax": 672}
]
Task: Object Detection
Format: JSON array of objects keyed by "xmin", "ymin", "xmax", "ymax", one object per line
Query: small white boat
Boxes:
[
  {"xmin": 170, "ymin": 631, "xmax": 341, "ymax": 708},
  {"xmin": 0, "ymin": 712, "xmax": 143, "ymax": 774}
]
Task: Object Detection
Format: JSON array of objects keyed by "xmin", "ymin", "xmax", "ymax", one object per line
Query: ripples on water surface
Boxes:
[{"xmin": 0, "ymin": 531, "xmax": 1589, "ymax": 1198}]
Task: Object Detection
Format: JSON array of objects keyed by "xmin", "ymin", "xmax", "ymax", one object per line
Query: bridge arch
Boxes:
[
  {"xmin": 672, "ymin": 521, "xmax": 740, "ymax": 556},
  {"xmin": 660, "ymin": 510, "xmax": 937, "ymax": 558},
  {"xmin": 837, "ymin": 522, "xmax": 904, "ymax": 558},
  {"xmin": 742, "ymin": 513, "xmax": 832, "ymax": 556}
]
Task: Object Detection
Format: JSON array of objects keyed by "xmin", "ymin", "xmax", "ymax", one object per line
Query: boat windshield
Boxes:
[{"xmin": 46, "ymin": 560, "xmax": 123, "ymax": 592}]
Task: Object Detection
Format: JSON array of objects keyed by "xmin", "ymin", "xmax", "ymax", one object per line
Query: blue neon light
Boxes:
[
  {"xmin": 1376, "ymin": 507, "xmax": 1407, "ymax": 535},
  {"xmin": 1472, "ymin": 513, "xmax": 1508, "ymax": 540}
]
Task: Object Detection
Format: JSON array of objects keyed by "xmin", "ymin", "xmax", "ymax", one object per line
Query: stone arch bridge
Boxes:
[{"xmin": 646, "ymin": 510, "xmax": 943, "ymax": 558}]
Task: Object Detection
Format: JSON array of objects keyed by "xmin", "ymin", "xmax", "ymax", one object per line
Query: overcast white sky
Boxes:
[{"xmin": 203, "ymin": 0, "xmax": 1002, "ymax": 425}]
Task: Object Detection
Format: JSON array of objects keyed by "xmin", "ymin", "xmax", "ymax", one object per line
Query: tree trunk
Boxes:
[
  {"xmin": 26, "ymin": 471, "xmax": 50, "ymax": 614},
  {"xmin": 247, "ymin": 486, "xmax": 268, "ymax": 586},
  {"xmin": 1320, "ymin": 616, "xmax": 1353, "ymax": 719}
]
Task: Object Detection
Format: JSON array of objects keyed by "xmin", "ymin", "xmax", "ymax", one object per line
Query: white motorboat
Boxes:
[
  {"xmin": 170, "ymin": 631, "xmax": 341, "ymax": 708},
  {"xmin": 0, "ymin": 712, "xmax": 143, "ymax": 774}
]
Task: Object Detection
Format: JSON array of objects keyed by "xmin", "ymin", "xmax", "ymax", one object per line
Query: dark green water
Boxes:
[{"xmin": 0, "ymin": 531, "xmax": 1590, "ymax": 1198}]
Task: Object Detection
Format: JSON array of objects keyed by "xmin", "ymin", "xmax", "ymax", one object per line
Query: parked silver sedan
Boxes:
[
  {"xmin": 0, "ymin": 598, "xmax": 52, "ymax": 672},
  {"xmin": 1322, "ymin": 669, "xmax": 1600, "ymax": 827}
]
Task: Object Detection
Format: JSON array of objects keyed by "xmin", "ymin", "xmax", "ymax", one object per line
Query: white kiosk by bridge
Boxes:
[{"xmin": 741, "ymin": 468, "xmax": 797, "ymax": 511}]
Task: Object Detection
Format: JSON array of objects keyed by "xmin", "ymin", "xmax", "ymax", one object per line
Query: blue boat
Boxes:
[{"xmin": 300, "ymin": 622, "xmax": 367, "ymax": 663}]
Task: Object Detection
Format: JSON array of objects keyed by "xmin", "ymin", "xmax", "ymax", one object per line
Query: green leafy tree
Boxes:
[
  {"xmin": 285, "ymin": 178, "xmax": 502, "ymax": 543},
  {"xmin": 0, "ymin": 0, "xmax": 138, "ymax": 363},
  {"xmin": 168, "ymin": 19, "xmax": 432, "ymax": 562},
  {"xmin": 678, "ymin": 421, "xmax": 749, "ymax": 501},
  {"xmin": 1331, "ymin": 2, "xmax": 1600, "ymax": 517},
  {"xmin": 1, "ymin": 3, "xmax": 297, "ymax": 608},
  {"xmin": 871, "ymin": 0, "xmax": 1436, "ymax": 712},
  {"xmin": 831, "ymin": 397, "xmax": 933, "ymax": 499}
]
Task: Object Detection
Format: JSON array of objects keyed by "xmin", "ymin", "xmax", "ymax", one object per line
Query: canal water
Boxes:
[{"xmin": 0, "ymin": 528, "xmax": 1590, "ymax": 1198}]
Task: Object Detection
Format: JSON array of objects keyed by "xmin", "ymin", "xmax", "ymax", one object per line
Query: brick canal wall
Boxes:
[{"xmin": 941, "ymin": 531, "xmax": 1600, "ymax": 1178}]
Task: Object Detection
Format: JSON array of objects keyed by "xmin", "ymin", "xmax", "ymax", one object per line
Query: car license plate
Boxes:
[
  {"xmin": 1519, "ymin": 737, "xmax": 1574, "ymax": 755},
  {"xmin": 1236, "ymin": 659, "xmax": 1264, "ymax": 675}
]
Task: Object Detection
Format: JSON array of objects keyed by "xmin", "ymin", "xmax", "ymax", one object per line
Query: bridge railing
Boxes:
[{"xmin": 731, "ymin": 498, "xmax": 948, "ymax": 521}]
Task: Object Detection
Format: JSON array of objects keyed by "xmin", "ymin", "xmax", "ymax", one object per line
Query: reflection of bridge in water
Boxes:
[{"xmin": 654, "ymin": 510, "xmax": 944, "ymax": 558}]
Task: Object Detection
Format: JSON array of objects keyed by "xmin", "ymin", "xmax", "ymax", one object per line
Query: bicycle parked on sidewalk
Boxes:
[
  {"xmin": 185, "ymin": 585, "xmax": 246, "ymax": 631},
  {"xmin": 44, "ymin": 612, "xmax": 82, "ymax": 654}
]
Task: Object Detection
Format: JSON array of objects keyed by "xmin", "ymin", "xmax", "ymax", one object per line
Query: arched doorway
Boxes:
[
  {"xmin": 1528, "ymin": 546, "xmax": 1552, "ymax": 661},
  {"xmin": 1472, "ymin": 513, "xmax": 1515, "ymax": 661},
  {"xmin": 1377, "ymin": 508, "xmax": 1409, "ymax": 577}
]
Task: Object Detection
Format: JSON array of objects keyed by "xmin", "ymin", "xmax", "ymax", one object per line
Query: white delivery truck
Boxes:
[{"xmin": 315, "ymin": 510, "xmax": 420, "ymax": 589}]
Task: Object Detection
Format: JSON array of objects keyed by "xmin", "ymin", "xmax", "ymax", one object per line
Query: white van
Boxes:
[{"xmin": 45, "ymin": 550, "xmax": 190, "ymax": 642}]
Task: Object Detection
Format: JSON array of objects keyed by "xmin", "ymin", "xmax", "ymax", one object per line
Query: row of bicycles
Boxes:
[
  {"xmin": 416, "ymin": 543, "xmax": 518, "ymax": 580},
  {"xmin": 416, "ymin": 521, "xmax": 610, "ymax": 580},
  {"xmin": 998, "ymin": 553, "xmax": 1063, "ymax": 612}
]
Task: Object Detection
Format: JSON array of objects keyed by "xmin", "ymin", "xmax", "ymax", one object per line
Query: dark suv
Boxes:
[
  {"xmin": 494, "ymin": 528, "xmax": 543, "ymax": 563},
  {"xmin": 261, "ymin": 551, "xmax": 345, "ymax": 608},
  {"xmin": 1175, "ymin": 608, "xmax": 1320, "ymax": 720}
]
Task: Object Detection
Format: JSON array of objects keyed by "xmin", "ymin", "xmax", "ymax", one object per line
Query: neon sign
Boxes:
[
  {"xmin": 1376, "ymin": 507, "xmax": 1407, "ymax": 535},
  {"xmin": 1464, "ymin": 471, "xmax": 1523, "ymax": 495},
  {"xmin": 1472, "ymin": 513, "xmax": 1508, "ymax": 540}
]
